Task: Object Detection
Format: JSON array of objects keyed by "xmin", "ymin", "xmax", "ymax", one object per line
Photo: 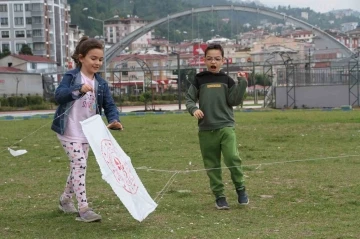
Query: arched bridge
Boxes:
[{"xmin": 105, "ymin": 5, "xmax": 353, "ymax": 64}]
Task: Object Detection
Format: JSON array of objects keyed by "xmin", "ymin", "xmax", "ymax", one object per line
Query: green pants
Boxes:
[{"xmin": 198, "ymin": 126, "xmax": 245, "ymax": 198}]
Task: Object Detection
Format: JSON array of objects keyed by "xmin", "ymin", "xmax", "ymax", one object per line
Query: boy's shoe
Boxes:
[
  {"xmin": 58, "ymin": 197, "xmax": 78, "ymax": 214},
  {"xmin": 215, "ymin": 197, "xmax": 230, "ymax": 210},
  {"xmin": 76, "ymin": 208, "xmax": 102, "ymax": 222},
  {"xmin": 236, "ymin": 187, "xmax": 249, "ymax": 205}
]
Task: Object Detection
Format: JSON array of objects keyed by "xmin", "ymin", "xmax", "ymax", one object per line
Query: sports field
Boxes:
[{"xmin": 0, "ymin": 110, "xmax": 359, "ymax": 238}]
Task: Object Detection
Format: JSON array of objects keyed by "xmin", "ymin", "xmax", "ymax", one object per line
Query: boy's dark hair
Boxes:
[
  {"xmin": 71, "ymin": 36, "xmax": 104, "ymax": 68},
  {"xmin": 205, "ymin": 44, "xmax": 224, "ymax": 57}
]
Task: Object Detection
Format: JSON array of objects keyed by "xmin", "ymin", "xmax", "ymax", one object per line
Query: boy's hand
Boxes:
[
  {"xmin": 193, "ymin": 109, "xmax": 204, "ymax": 119},
  {"xmin": 107, "ymin": 121, "xmax": 123, "ymax": 130},
  {"xmin": 237, "ymin": 71, "xmax": 247, "ymax": 78}
]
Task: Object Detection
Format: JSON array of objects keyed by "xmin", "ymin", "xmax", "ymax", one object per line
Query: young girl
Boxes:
[{"xmin": 51, "ymin": 36, "xmax": 123, "ymax": 222}]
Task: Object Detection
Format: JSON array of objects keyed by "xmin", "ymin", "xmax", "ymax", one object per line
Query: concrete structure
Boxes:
[
  {"xmin": 105, "ymin": 5, "xmax": 353, "ymax": 65},
  {"xmin": 0, "ymin": 0, "xmax": 70, "ymax": 67}
]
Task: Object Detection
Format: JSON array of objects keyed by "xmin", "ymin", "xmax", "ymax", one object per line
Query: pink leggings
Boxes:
[{"xmin": 60, "ymin": 140, "xmax": 89, "ymax": 209}]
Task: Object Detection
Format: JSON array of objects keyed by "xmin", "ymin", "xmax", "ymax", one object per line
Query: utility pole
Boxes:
[
  {"xmin": 88, "ymin": 15, "xmax": 119, "ymax": 81},
  {"xmin": 176, "ymin": 52, "xmax": 181, "ymax": 110}
]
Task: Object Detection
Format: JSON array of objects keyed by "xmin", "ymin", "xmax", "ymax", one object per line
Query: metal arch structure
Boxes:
[
  {"xmin": 113, "ymin": 56, "xmax": 154, "ymax": 110},
  {"xmin": 105, "ymin": 5, "xmax": 353, "ymax": 64}
]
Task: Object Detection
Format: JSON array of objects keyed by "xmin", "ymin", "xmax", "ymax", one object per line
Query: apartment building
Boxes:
[
  {"xmin": 0, "ymin": 0, "xmax": 70, "ymax": 68},
  {"xmin": 67, "ymin": 23, "xmax": 84, "ymax": 68},
  {"xmin": 104, "ymin": 15, "xmax": 152, "ymax": 51}
]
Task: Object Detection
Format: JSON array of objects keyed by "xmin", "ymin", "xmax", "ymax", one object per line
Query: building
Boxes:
[
  {"xmin": 301, "ymin": 12, "xmax": 309, "ymax": 20},
  {"xmin": 346, "ymin": 26, "xmax": 360, "ymax": 39},
  {"xmin": 341, "ymin": 22, "xmax": 358, "ymax": 33},
  {"xmin": 238, "ymin": 30, "xmax": 268, "ymax": 48},
  {"xmin": 251, "ymin": 36, "xmax": 310, "ymax": 63},
  {"xmin": 325, "ymin": 30, "xmax": 359, "ymax": 51},
  {"xmin": 0, "ymin": 54, "xmax": 57, "ymax": 73},
  {"xmin": 284, "ymin": 30, "xmax": 316, "ymax": 43},
  {"xmin": 104, "ymin": 16, "xmax": 152, "ymax": 51},
  {"xmin": 67, "ymin": 24, "xmax": 84, "ymax": 69},
  {"xmin": 109, "ymin": 52, "xmax": 173, "ymax": 94},
  {"xmin": 148, "ymin": 38, "xmax": 170, "ymax": 53},
  {"xmin": 0, "ymin": 0, "xmax": 70, "ymax": 68}
]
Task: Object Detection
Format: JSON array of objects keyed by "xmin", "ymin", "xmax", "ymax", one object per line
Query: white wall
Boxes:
[
  {"xmin": 0, "ymin": 72, "xmax": 43, "ymax": 96},
  {"xmin": 275, "ymin": 85, "xmax": 350, "ymax": 108}
]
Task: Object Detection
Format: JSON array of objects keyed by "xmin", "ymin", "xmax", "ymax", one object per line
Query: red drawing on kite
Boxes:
[{"xmin": 101, "ymin": 139, "xmax": 138, "ymax": 194}]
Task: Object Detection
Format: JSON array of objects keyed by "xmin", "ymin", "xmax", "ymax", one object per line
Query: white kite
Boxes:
[{"xmin": 80, "ymin": 115, "xmax": 157, "ymax": 222}]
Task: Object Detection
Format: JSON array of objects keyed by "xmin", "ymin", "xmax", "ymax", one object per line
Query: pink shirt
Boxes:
[{"xmin": 57, "ymin": 72, "xmax": 96, "ymax": 143}]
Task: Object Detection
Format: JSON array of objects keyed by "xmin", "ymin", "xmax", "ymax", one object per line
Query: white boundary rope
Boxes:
[{"xmin": 142, "ymin": 154, "xmax": 360, "ymax": 203}]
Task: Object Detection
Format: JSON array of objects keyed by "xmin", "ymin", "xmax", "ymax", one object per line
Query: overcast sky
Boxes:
[{"xmin": 257, "ymin": 0, "xmax": 360, "ymax": 13}]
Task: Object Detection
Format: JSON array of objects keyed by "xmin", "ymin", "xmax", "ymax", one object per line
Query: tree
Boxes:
[
  {"xmin": 19, "ymin": 44, "xmax": 33, "ymax": 55},
  {"xmin": 0, "ymin": 48, "xmax": 11, "ymax": 59},
  {"xmin": 140, "ymin": 91, "xmax": 152, "ymax": 111}
]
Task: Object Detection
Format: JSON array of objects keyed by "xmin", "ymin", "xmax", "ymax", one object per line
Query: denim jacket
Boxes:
[{"xmin": 51, "ymin": 68, "xmax": 120, "ymax": 135}]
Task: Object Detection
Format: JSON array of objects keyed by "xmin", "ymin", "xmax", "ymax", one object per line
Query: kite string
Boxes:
[
  {"xmin": 135, "ymin": 154, "xmax": 360, "ymax": 174},
  {"xmin": 1, "ymin": 95, "xmax": 86, "ymax": 154},
  {"xmin": 153, "ymin": 171, "xmax": 179, "ymax": 203},
  {"xmin": 144, "ymin": 154, "xmax": 360, "ymax": 203}
]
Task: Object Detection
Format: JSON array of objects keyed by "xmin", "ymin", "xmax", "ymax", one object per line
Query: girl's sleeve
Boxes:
[
  {"xmin": 102, "ymin": 83, "xmax": 120, "ymax": 123},
  {"xmin": 55, "ymin": 74, "xmax": 83, "ymax": 104}
]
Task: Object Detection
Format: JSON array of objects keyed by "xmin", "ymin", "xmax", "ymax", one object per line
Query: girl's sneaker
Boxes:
[
  {"xmin": 58, "ymin": 197, "xmax": 78, "ymax": 214},
  {"xmin": 76, "ymin": 208, "xmax": 102, "ymax": 222}
]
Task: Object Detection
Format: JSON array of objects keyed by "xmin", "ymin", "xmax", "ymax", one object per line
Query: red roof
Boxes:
[
  {"xmin": 0, "ymin": 67, "xmax": 24, "ymax": 72},
  {"xmin": 11, "ymin": 54, "xmax": 56, "ymax": 63}
]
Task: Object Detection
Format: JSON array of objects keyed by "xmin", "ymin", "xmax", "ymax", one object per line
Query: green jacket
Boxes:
[{"xmin": 185, "ymin": 71, "xmax": 247, "ymax": 131}]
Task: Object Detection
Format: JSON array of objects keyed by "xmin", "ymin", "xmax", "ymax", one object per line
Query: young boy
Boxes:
[{"xmin": 185, "ymin": 44, "xmax": 249, "ymax": 210}]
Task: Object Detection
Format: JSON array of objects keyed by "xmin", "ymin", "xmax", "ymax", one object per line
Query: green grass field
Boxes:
[{"xmin": 0, "ymin": 110, "xmax": 360, "ymax": 239}]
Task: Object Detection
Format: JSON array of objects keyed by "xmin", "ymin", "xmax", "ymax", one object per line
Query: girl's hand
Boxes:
[
  {"xmin": 107, "ymin": 121, "xmax": 123, "ymax": 130},
  {"xmin": 80, "ymin": 84, "xmax": 93, "ymax": 93}
]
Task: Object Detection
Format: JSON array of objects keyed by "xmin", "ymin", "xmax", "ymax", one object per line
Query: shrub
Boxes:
[
  {"xmin": 0, "ymin": 97, "xmax": 8, "ymax": 107},
  {"xmin": 26, "ymin": 95, "xmax": 43, "ymax": 105},
  {"xmin": 129, "ymin": 95, "xmax": 139, "ymax": 102},
  {"xmin": 7, "ymin": 96, "xmax": 27, "ymax": 107},
  {"xmin": 28, "ymin": 104, "xmax": 51, "ymax": 110}
]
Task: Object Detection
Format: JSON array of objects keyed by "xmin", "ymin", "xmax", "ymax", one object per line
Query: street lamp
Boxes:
[{"xmin": 87, "ymin": 15, "xmax": 119, "ymax": 81}]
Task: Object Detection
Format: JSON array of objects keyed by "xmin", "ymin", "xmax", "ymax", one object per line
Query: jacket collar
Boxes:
[{"xmin": 66, "ymin": 68, "xmax": 104, "ymax": 82}]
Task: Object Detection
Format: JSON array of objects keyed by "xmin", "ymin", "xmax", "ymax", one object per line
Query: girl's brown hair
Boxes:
[{"xmin": 71, "ymin": 36, "xmax": 104, "ymax": 68}]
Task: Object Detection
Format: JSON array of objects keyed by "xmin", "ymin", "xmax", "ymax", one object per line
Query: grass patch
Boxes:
[{"xmin": 1, "ymin": 110, "xmax": 360, "ymax": 238}]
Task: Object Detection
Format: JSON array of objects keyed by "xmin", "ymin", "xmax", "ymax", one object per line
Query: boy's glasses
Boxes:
[{"xmin": 205, "ymin": 57, "xmax": 223, "ymax": 62}]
